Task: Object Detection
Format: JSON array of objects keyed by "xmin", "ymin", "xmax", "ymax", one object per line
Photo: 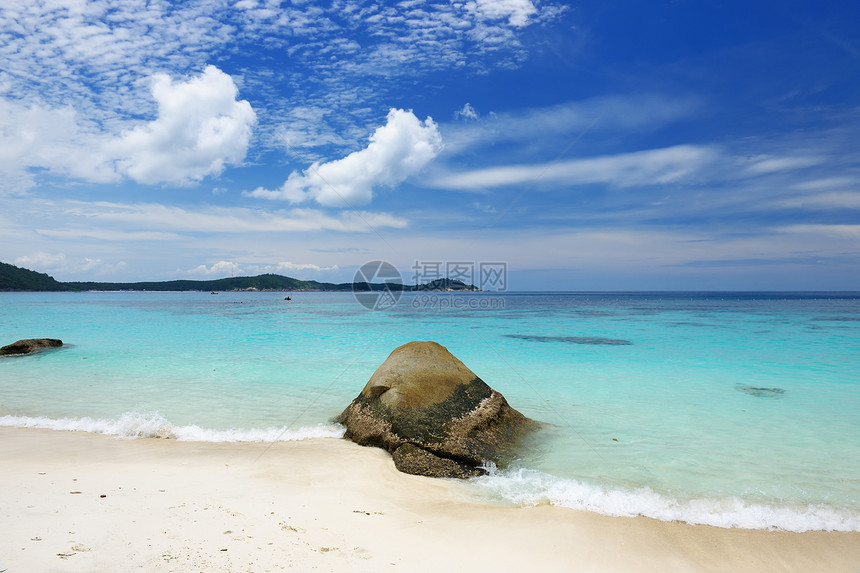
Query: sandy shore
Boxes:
[{"xmin": 1, "ymin": 427, "xmax": 858, "ymax": 572}]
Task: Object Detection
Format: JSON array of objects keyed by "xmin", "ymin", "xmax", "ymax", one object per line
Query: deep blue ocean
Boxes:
[{"xmin": 1, "ymin": 291, "xmax": 858, "ymax": 532}]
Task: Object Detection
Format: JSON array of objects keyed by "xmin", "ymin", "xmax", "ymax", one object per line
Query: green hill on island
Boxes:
[
  {"xmin": 0, "ymin": 262, "xmax": 67, "ymax": 291},
  {"xmin": 0, "ymin": 262, "xmax": 479, "ymax": 292}
]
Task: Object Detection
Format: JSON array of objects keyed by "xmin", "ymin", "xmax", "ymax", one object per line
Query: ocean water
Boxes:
[{"xmin": 1, "ymin": 290, "xmax": 858, "ymax": 532}]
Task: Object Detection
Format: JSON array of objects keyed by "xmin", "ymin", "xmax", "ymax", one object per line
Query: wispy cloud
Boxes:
[
  {"xmin": 36, "ymin": 229, "xmax": 180, "ymax": 241},
  {"xmin": 430, "ymin": 145, "xmax": 718, "ymax": 190},
  {"xmin": 742, "ymin": 155, "xmax": 824, "ymax": 176},
  {"xmin": 437, "ymin": 94, "xmax": 703, "ymax": 154},
  {"xmin": 14, "ymin": 251, "xmax": 127, "ymax": 276},
  {"xmin": 779, "ymin": 224, "xmax": 860, "ymax": 239},
  {"xmin": 57, "ymin": 201, "xmax": 409, "ymax": 234},
  {"xmin": 777, "ymin": 192, "xmax": 860, "ymax": 209},
  {"xmin": 186, "ymin": 259, "xmax": 339, "ymax": 277}
]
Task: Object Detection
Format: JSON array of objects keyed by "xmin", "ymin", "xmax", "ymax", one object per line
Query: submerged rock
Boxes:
[
  {"xmin": 504, "ymin": 334, "xmax": 632, "ymax": 345},
  {"xmin": 735, "ymin": 384, "xmax": 786, "ymax": 398},
  {"xmin": 0, "ymin": 338, "xmax": 63, "ymax": 356},
  {"xmin": 336, "ymin": 340, "xmax": 539, "ymax": 479}
]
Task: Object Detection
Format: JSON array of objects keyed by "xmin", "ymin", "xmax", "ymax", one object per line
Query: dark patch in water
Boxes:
[
  {"xmin": 504, "ymin": 334, "xmax": 632, "ymax": 346},
  {"xmin": 812, "ymin": 316, "xmax": 860, "ymax": 322},
  {"xmin": 735, "ymin": 384, "xmax": 786, "ymax": 398}
]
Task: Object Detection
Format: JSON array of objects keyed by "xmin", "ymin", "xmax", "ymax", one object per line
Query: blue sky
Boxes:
[{"xmin": 1, "ymin": 0, "xmax": 858, "ymax": 290}]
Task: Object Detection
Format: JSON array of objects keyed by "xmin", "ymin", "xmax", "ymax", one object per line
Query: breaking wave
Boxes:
[
  {"xmin": 467, "ymin": 466, "xmax": 860, "ymax": 533},
  {"xmin": 0, "ymin": 412, "xmax": 345, "ymax": 442}
]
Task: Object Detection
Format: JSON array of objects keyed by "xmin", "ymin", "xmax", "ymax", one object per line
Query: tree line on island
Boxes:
[{"xmin": 0, "ymin": 261, "xmax": 480, "ymax": 292}]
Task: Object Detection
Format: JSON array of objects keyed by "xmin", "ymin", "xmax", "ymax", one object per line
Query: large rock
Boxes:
[
  {"xmin": 336, "ymin": 341, "xmax": 539, "ymax": 478},
  {"xmin": 0, "ymin": 338, "xmax": 63, "ymax": 356}
]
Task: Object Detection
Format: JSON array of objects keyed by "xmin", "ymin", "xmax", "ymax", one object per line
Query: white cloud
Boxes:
[
  {"xmin": 36, "ymin": 229, "xmax": 180, "ymax": 241},
  {"xmin": 0, "ymin": 0, "xmax": 236, "ymax": 119},
  {"xmin": 468, "ymin": 0, "xmax": 538, "ymax": 27},
  {"xmin": 54, "ymin": 200, "xmax": 408, "ymax": 234},
  {"xmin": 13, "ymin": 251, "xmax": 126, "ymax": 276},
  {"xmin": 455, "ymin": 103, "xmax": 480, "ymax": 121},
  {"xmin": 0, "ymin": 0, "xmax": 565, "ymax": 183},
  {"xmin": 438, "ymin": 94, "xmax": 703, "ymax": 154},
  {"xmin": 247, "ymin": 109, "xmax": 443, "ymax": 206},
  {"xmin": 778, "ymin": 224, "xmax": 860, "ymax": 239},
  {"xmin": 189, "ymin": 261, "xmax": 242, "ymax": 276},
  {"xmin": 0, "ymin": 100, "xmax": 117, "ymax": 193},
  {"xmin": 81, "ymin": 258, "xmax": 128, "ymax": 276},
  {"xmin": 114, "ymin": 66, "xmax": 257, "ymax": 185},
  {"xmin": 0, "ymin": 66, "xmax": 256, "ymax": 192},
  {"xmin": 743, "ymin": 155, "xmax": 823, "ymax": 176},
  {"xmin": 14, "ymin": 252, "xmax": 68, "ymax": 271},
  {"xmin": 186, "ymin": 259, "xmax": 339, "ymax": 277},
  {"xmin": 777, "ymin": 192, "xmax": 860, "ymax": 209},
  {"xmin": 792, "ymin": 177, "xmax": 857, "ymax": 191},
  {"xmin": 430, "ymin": 145, "xmax": 718, "ymax": 190},
  {"xmin": 272, "ymin": 261, "xmax": 339, "ymax": 272}
]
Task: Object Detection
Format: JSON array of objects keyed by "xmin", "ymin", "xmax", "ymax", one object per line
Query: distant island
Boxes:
[{"xmin": 0, "ymin": 261, "xmax": 480, "ymax": 292}]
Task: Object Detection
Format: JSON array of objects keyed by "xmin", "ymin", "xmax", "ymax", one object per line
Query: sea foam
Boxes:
[
  {"xmin": 467, "ymin": 467, "xmax": 860, "ymax": 533},
  {"xmin": 0, "ymin": 412, "xmax": 345, "ymax": 442}
]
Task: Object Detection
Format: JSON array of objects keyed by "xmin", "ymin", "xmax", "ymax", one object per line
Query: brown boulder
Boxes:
[
  {"xmin": 0, "ymin": 338, "xmax": 63, "ymax": 356},
  {"xmin": 336, "ymin": 341, "xmax": 539, "ymax": 478}
]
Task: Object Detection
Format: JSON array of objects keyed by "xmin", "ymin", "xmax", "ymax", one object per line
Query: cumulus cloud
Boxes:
[
  {"xmin": 0, "ymin": 66, "xmax": 256, "ymax": 192},
  {"xmin": 247, "ymin": 109, "xmax": 443, "ymax": 207},
  {"xmin": 114, "ymin": 66, "xmax": 257, "ymax": 185}
]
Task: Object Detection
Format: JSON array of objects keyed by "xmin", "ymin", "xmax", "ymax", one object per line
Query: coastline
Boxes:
[{"xmin": 1, "ymin": 427, "xmax": 858, "ymax": 572}]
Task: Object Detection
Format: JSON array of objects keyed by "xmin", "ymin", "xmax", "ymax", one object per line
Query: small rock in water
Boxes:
[
  {"xmin": 735, "ymin": 384, "xmax": 786, "ymax": 398},
  {"xmin": 0, "ymin": 338, "xmax": 63, "ymax": 356}
]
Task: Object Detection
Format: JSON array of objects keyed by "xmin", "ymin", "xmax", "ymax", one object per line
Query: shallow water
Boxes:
[{"xmin": 1, "ymin": 291, "xmax": 858, "ymax": 531}]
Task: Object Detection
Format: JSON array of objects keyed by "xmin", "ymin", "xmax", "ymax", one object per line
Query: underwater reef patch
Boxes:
[
  {"xmin": 504, "ymin": 334, "xmax": 632, "ymax": 346},
  {"xmin": 735, "ymin": 384, "xmax": 786, "ymax": 398}
]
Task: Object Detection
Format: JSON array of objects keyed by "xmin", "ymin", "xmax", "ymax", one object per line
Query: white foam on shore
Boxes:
[
  {"xmin": 4, "ymin": 413, "xmax": 857, "ymax": 532},
  {"xmin": 467, "ymin": 467, "xmax": 860, "ymax": 533},
  {"xmin": 0, "ymin": 412, "xmax": 345, "ymax": 442}
]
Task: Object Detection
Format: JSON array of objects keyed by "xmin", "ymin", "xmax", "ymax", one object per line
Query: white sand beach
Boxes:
[{"xmin": 1, "ymin": 426, "xmax": 858, "ymax": 573}]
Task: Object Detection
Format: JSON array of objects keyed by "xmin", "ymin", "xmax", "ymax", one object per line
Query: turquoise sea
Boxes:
[{"xmin": 1, "ymin": 291, "xmax": 858, "ymax": 532}]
